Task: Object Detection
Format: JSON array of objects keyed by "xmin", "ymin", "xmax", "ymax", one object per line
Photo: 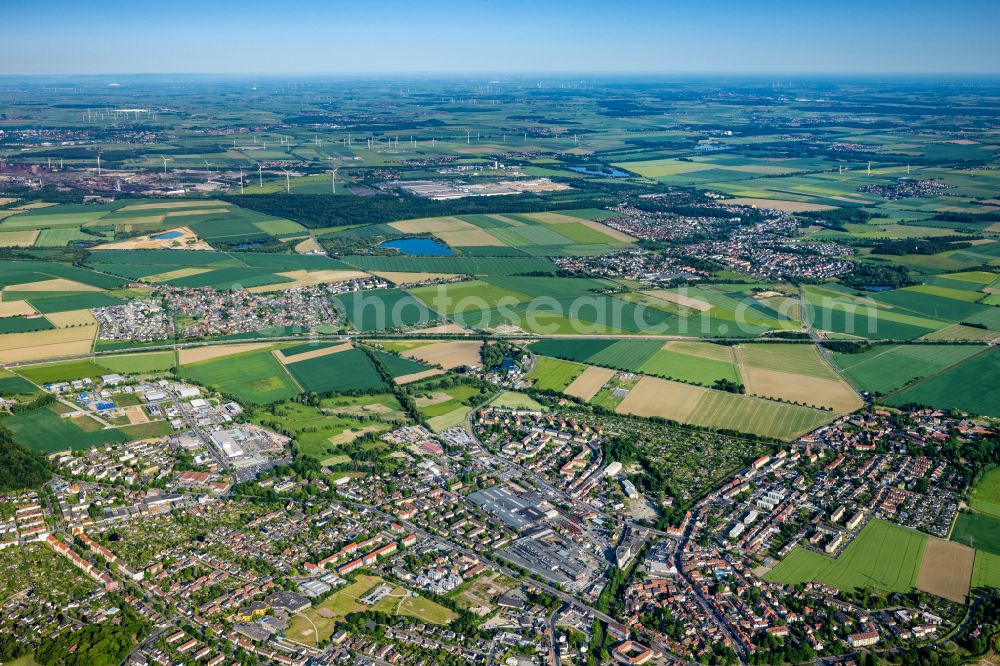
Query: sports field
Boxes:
[{"xmin": 764, "ymin": 519, "xmax": 927, "ymax": 593}]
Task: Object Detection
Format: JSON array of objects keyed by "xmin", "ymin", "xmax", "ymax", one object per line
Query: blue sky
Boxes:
[{"xmin": 3, "ymin": 0, "xmax": 999, "ymax": 75}]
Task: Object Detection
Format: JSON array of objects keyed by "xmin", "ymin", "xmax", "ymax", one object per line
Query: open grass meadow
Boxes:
[
  {"xmin": 179, "ymin": 347, "xmax": 300, "ymax": 404},
  {"xmin": 252, "ymin": 400, "xmax": 395, "ymax": 462},
  {"xmin": 951, "ymin": 513, "xmax": 1000, "ymax": 557},
  {"xmin": 15, "ymin": 359, "xmax": 115, "ymax": 384},
  {"xmin": 764, "ymin": 519, "xmax": 927, "ymax": 593}
]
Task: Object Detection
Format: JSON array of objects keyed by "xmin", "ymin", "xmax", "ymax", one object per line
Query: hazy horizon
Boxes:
[{"xmin": 3, "ymin": 0, "xmax": 999, "ymax": 76}]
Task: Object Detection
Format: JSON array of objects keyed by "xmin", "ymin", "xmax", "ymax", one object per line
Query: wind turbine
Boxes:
[
  {"xmin": 867, "ymin": 161, "xmax": 872, "ymax": 176},
  {"xmin": 282, "ymin": 169, "xmax": 290, "ymax": 194},
  {"xmin": 258, "ymin": 164, "xmax": 263, "ymax": 188},
  {"xmin": 328, "ymin": 166, "xmax": 339, "ymax": 194},
  {"xmin": 161, "ymin": 156, "xmax": 171, "ymax": 176},
  {"xmin": 204, "ymin": 160, "xmax": 213, "ymax": 180},
  {"xmin": 96, "ymin": 153, "xmax": 102, "ymax": 176},
  {"xmin": 239, "ymin": 167, "xmax": 245, "ymax": 194}
]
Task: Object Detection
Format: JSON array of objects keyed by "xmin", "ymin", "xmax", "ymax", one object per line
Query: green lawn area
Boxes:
[
  {"xmin": 951, "ymin": 512, "xmax": 1000, "ymax": 556},
  {"xmin": 286, "ymin": 574, "xmax": 454, "ymax": 646},
  {"xmin": 764, "ymin": 519, "xmax": 927, "ymax": 593},
  {"xmin": 415, "ymin": 383, "xmax": 483, "ymax": 432},
  {"xmin": 179, "ymin": 348, "xmax": 299, "ymax": 404},
  {"xmin": 252, "ymin": 400, "xmax": 394, "ymax": 461},
  {"xmin": 527, "ymin": 356, "xmax": 585, "ymax": 391}
]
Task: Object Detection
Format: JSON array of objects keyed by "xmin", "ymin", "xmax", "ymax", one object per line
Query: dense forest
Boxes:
[
  {"xmin": 223, "ymin": 192, "xmax": 608, "ymax": 229},
  {"xmin": 0, "ymin": 425, "xmax": 51, "ymax": 492}
]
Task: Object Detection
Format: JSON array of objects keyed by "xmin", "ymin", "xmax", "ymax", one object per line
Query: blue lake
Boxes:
[
  {"xmin": 151, "ymin": 230, "xmax": 184, "ymax": 240},
  {"xmin": 379, "ymin": 238, "xmax": 454, "ymax": 256},
  {"xmin": 569, "ymin": 166, "xmax": 631, "ymax": 178}
]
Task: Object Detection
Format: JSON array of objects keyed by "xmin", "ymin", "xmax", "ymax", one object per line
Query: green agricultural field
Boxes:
[
  {"xmin": 972, "ymin": 550, "xmax": 1000, "ymax": 589},
  {"xmin": 15, "ymin": 359, "xmax": 113, "ymax": 384},
  {"xmin": 970, "ymin": 468, "xmax": 1000, "ymax": 519},
  {"xmin": 179, "ymin": 348, "xmax": 299, "ymax": 404},
  {"xmin": 98, "ymin": 351, "xmax": 176, "ymax": 375},
  {"xmin": 764, "ymin": 519, "xmax": 927, "ymax": 593},
  {"xmin": 1, "ymin": 404, "xmax": 126, "ymax": 452},
  {"xmin": 334, "ymin": 288, "xmax": 438, "ymax": 332},
  {"xmin": 738, "ymin": 343, "xmax": 839, "ymax": 379},
  {"xmin": 0, "ymin": 372, "xmax": 40, "ymax": 396},
  {"xmin": 25, "ymin": 292, "xmax": 126, "ymax": 314},
  {"xmin": 638, "ymin": 347, "xmax": 741, "ymax": 386},
  {"xmin": 832, "ymin": 344, "xmax": 984, "ymax": 395},
  {"xmin": 371, "ymin": 350, "xmax": 432, "ymax": 378},
  {"xmin": 284, "ymin": 348, "xmax": 387, "ymax": 393},
  {"xmin": 529, "ymin": 338, "xmax": 616, "ymax": 363},
  {"xmin": 951, "ymin": 513, "xmax": 1000, "ymax": 557},
  {"xmin": 0, "ymin": 316, "xmax": 53, "ymax": 334},
  {"xmin": 886, "ymin": 347, "xmax": 1000, "ymax": 417},
  {"xmin": 684, "ymin": 391, "xmax": 833, "ymax": 441},
  {"xmin": 527, "ymin": 356, "xmax": 585, "ymax": 391}
]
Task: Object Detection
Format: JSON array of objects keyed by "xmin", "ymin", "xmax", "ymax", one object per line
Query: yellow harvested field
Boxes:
[
  {"xmin": 93, "ymin": 226, "xmax": 212, "ymax": 251},
  {"xmin": 401, "ymin": 340, "xmax": 483, "ymax": 369},
  {"xmin": 527, "ymin": 212, "xmax": 635, "ymax": 242},
  {"xmin": 740, "ymin": 366, "xmax": 862, "ymax": 412},
  {"xmin": 663, "ymin": 341, "xmax": 735, "ymax": 363},
  {"xmin": 329, "ymin": 425, "xmax": 381, "ymax": 445},
  {"xmin": 276, "ymin": 342, "xmax": 352, "ymax": 364},
  {"xmin": 0, "ymin": 326, "xmax": 96, "ymax": 363},
  {"xmin": 488, "ymin": 214, "xmax": 526, "ymax": 227},
  {"xmin": 44, "ymin": 309, "xmax": 98, "ymax": 328},
  {"xmin": 9, "ymin": 202, "xmax": 56, "ymax": 211},
  {"xmin": 643, "ymin": 289, "xmax": 712, "ymax": 312},
  {"xmin": 916, "ymin": 538, "xmax": 974, "ymax": 603},
  {"xmin": 123, "ymin": 405, "xmax": 149, "ymax": 425},
  {"xmin": 118, "ymin": 200, "xmax": 227, "ymax": 211},
  {"xmin": 414, "ymin": 322, "xmax": 470, "ymax": 334},
  {"xmin": 294, "ymin": 237, "xmax": 324, "ymax": 254},
  {"xmin": 178, "ymin": 342, "xmax": 271, "ymax": 365},
  {"xmin": 371, "ymin": 271, "xmax": 465, "ymax": 285},
  {"xmin": 395, "ymin": 368, "xmax": 446, "ymax": 384},
  {"xmin": 722, "ymin": 198, "xmax": 837, "ymax": 212},
  {"xmin": 4, "ymin": 278, "xmax": 102, "ymax": 292},
  {"xmin": 145, "ymin": 267, "xmax": 214, "ymax": 282},
  {"xmin": 563, "ymin": 366, "xmax": 616, "ymax": 401},
  {"xmin": 0, "ymin": 301, "xmax": 38, "ymax": 317},
  {"xmin": 0, "ymin": 230, "xmax": 40, "ymax": 247},
  {"xmin": 615, "ymin": 376, "xmax": 707, "ymax": 421},
  {"xmin": 389, "ymin": 216, "xmax": 478, "ymax": 234},
  {"xmin": 435, "ymin": 228, "xmax": 508, "ymax": 246},
  {"xmin": 0, "ymin": 198, "xmax": 17, "ymax": 206},
  {"xmin": 922, "ymin": 324, "xmax": 1000, "ymax": 341},
  {"xmin": 246, "ymin": 269, "xmax": 370, "ymax": 293}
]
